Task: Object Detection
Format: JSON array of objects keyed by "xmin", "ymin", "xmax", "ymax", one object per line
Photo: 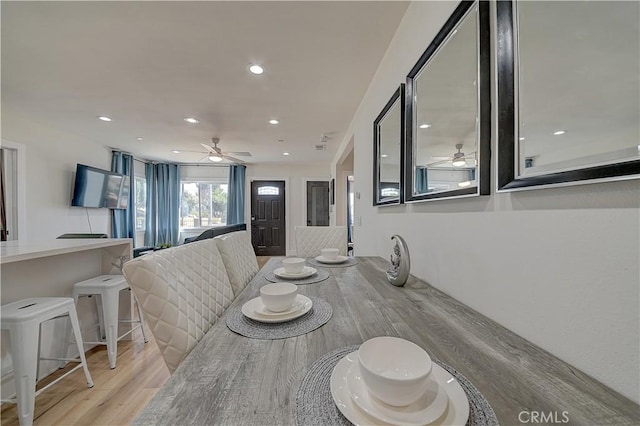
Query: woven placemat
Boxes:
[
  {"xmin": 294, "ymin": 345, "xmax": 499, "ymax": 426},
  {"xmin": 225, "ymin": 296, "xmax": 332, "ymax": 340},
  {"xmin": 306, "ymin": 257, "xmax": 358, "ymax": 268},
  {"xmin": 263, "ymin": 268, "xmax": 330, "ymax": 285}
]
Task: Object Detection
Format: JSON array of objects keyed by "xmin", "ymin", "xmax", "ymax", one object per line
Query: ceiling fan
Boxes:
[
  {"xmin": 198, "ymin": 138, "xmax": 251, "ymax": 163},
  {"xmin": 425, "ymin": 143, "xmax": 476, "ymax": 167}
]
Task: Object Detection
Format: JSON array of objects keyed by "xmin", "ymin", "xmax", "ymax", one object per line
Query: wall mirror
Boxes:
[
  {"xmin": 373, "ymin": 84, "xmax": 404, "ymax": 206},
  {"xmin": 497, "ymin": 1, "xmax": 640, "ymax": 191},
  {"xmin": 404, "ymin": 0, "xmax": 490, "ymax": 202}
]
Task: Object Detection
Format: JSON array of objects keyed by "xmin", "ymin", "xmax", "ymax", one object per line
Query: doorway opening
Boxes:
[{"xmin": 306, "ymin": 180, "xmax": 330, "ymax": 226}]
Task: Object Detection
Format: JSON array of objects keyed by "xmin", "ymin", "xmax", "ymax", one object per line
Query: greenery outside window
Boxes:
[
  {"xmin": 135, "ymin": 177, "xmax": 146, "ymax": 231},
  {"xmin": 180, "ymin": 181, "xmax": 228, "ymax": 228}
]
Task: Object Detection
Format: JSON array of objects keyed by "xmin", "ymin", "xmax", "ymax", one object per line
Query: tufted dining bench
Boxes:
[{"xmin": 122, "ymin": 237, "xmax": 245, "ymax": 374}]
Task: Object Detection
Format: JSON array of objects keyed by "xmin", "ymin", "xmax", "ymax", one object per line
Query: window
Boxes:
[
  {"xmin": 180, "ymin": 181, "xmax": 228, "ymax": 228},
  {"xmin": 135, "ymin": 177, "xmax": 146, "ymax": 231},
  {"xmin": 257, "ymin": 186, "xmax": 279, "ymax": 195}
]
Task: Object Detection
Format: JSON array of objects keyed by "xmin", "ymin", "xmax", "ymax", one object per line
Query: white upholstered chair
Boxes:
[
  {"xmin": 295, "ymin": 226, "xmax": 348, "ymax": 258},
  {"xmin": 122, "ymin": 239, "xmax": 234, "ymax": 374},
  {"xmin": 214, "ymin": 230, "xmax": 259, "ymax": 297}
]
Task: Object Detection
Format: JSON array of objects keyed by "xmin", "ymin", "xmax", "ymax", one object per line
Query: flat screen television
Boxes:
[{"xmin": 71, "ymin": 164, "xmax": 130, "ymax": 209}]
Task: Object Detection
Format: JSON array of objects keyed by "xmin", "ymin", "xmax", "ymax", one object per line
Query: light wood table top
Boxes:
[{"xmin": 134, "ymin": 257, "xmax": 639, "ymax": 425}]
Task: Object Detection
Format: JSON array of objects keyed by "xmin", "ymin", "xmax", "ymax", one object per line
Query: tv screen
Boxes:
[{"xmin": 71, "ymin": 164, "xmax": 130, "ymax": 209}]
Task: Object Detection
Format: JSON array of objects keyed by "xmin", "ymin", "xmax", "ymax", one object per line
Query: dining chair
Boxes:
[
  {"xmin": 214, "ymin": 230, "xmax": 259, "ymax": 298},
  {"xmin": 122, "ymin": 239, "xmax": 234, "ymax": 374},
  {"xmin": 295, "ymin": 226, "xmax": 348, "ymax": 258}
]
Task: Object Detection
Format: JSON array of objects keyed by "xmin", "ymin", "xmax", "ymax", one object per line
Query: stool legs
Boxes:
[
  {"xmin": 133, "ymin": 294, "xmax": 149, "ymax": 343},
  {"xmin": 9, "ymin": 321, "xmax": 39, "ymax": 426},
  {"xmin": 100, "ymin": 289, "xmax": 120, "ymax": 369},
  {"xmin": 68, "ymin": 306, "xmax": 94, "ymax": 387}
]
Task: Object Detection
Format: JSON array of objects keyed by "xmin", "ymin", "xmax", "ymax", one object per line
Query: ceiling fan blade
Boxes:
[
  {"xmin": 222, "ymin": 154, "xmax": 245, "ymax": 164},
  {"xmin": 200, "ymin": 143, "xmax": 213, "ymax": 152},
  {"xmin": 226, "ymin": 151, "xmax": 252, "ymax": 157},
  {"xmin": 425, "ymin": 159, "xmax": 451, "ymax": 166}
]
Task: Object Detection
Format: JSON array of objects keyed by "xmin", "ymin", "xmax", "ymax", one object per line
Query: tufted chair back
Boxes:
[
  {"xmin": 214, "ymin": 231, "xmax": 259, "ymax": 297},
  {"xmin": 122, "ymin": 239, "xmax": 234, "ymax": 374},
  {"xmin": 295, "ymin": 226, "xmax": 348, "ymax": 258}
]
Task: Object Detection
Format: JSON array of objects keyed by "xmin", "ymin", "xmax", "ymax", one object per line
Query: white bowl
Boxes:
[
  {"xmin": 282, "ymin": 257, "xmax": 305, "ymax": 274},
  {"xmin": 320, "ymin": 248, "xmax": 339, "ymax": 260},
  {"xmin": 259, "ymin": 282, "xmax": 298, "ymax": 312},
  {"xmin": 358, "ymin": 336, "xmax": 432, "ymax": 407}
]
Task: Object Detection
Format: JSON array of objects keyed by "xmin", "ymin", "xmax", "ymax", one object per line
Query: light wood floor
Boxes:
[{"xmin": 1, "ymin": 256, "xmax": 271, "ymax": 426}]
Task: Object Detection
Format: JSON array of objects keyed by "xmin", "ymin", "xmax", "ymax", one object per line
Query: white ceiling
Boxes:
[{"xmin": 1, "ymin": 1, "xmax": 409, "ymax": 165}]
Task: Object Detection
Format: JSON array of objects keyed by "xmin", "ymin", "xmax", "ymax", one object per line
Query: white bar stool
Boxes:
[
  {"xmin": 1, "ymin": 297, "xmax": 94, "ymax": 426},
  {"xmin": 71, "ymin": 275, "xmax": 148, "ymax": 369}
]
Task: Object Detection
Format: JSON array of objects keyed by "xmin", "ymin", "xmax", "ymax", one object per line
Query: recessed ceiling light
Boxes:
[
  {"xmin": 283, "ymin": 152, "xmax": 290, "ymax": 156},
  {"xmin": 419, "ymin": 124, "xmax": 431, "ymax": 129},
  {"xmin": 519, "ymin": 137, "xmax": 525, "ymax": 141},
  {"xmin": 137, "ymin": 137, "xmax": 143, "ymax": 141},
  {"xmin": 249, "ymin": 64, "xmax": 264, "ymax": 75},
  {"xmin": 269, "ymin": 119, "xmax": 279, "ymax": 125},
  {"xmin": 553, "ymin": 130, "xmax": 566, "ymax": 135},
  {"xmin": 98, "ymin": 116, "xmax": 112, "ymax": 122},
  {"xmin": 172, "ymin": 150, "xmax": 181, "ymax": 154},
  {"xmin": 184, "ymin": 117, "xmax": 199, "ymax": 124},
  {"xmin": 381, "ymin": 154, "xmax": 388, "ymax": 158},
  {"xmin": 458, "ymin": 181, "xmax": 472, "ymax": 187}
]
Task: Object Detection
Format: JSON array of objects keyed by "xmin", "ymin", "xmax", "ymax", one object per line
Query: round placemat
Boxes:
[
  {"xmin": 264, "ymin": 268, "xmax": 330, "ymax": 285},
  {"xmin": 306, "ymin": 257, "xmax": 358, "ymax": 268},
  {"xmin": 294, "ymin": 345, "xmax": 499, "ymax": 426},
  {"xmin": 226, "ymin": 296, "xmax": 332, "ymax": 340}
]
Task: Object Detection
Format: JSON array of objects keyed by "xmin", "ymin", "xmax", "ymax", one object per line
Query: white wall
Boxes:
[
  {"xmin": 1, "ymin": 108, "xmax": 113, "ymax": 240},
  {"xmin": 245, "ymin": 163, "xmax": 330, "ymax": 255},
  {"xmin": 333, "ymin": 1, "xmax": 640, "ymax": 403}
]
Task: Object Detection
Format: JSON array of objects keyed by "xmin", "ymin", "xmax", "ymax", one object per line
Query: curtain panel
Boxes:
[
  {"xmin": 111, "ymin": 151, "xmax": 136, "ymax": 243},
  {"xmin": 145, "ymin": 162, "xmax": 180, "ymax": 246},
  {"xmin": 226, "ymin": 164, "xmax": 246, "ymax": 225}
]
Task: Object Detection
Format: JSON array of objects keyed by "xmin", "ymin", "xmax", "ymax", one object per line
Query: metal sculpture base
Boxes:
[{"xmin": 386, "ymin": 235, "xmax": 410, "ymax": 287}]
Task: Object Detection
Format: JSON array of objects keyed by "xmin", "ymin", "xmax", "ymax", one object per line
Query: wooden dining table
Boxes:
[{"xmin": 134, "ymin": 257, "xmax": 638, "ymax": 425}]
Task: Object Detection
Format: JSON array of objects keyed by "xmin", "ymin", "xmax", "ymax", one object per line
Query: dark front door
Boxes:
[
  {"xmin": 306, "ymin": 180, "xmax": 329, "ymax": 226},
  {"xmin": 251, "ymin": 180, "xmax": 286, "ymax": 256}
]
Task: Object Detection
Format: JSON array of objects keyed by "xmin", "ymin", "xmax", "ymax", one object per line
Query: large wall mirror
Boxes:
[
  {"xmin": 373, "ymin": 84, "xmax": 404, "ymax": 206},
  {"xmin": 497, "ymin": 1, "xmax": 640, "ymax": 191},
  {"xmin": 404, "ymin": 0, "xmax": 490, "ymax": 202}
]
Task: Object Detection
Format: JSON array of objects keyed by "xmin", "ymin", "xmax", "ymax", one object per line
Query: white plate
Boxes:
[
  {"xmin": 346, "ymin": 352, "xmax": 448, "ymax": 425},
  {"xmin": 315, "ymin": 255, "xmax": 349, "ymax": 264},
  {"xmin": 273, "ymin": 266, "xmax": 317, "ymax": 279},
  {"xmin": 330, "ymin": 351, "xmax": 469, "ymax": 426},
  {"xmin": 254, "ymin": 297, "xmax": 305, "ymax": 317},
  {"xmin": 241, "ymin": 295, "xmax": 312, "ymax": 323}
]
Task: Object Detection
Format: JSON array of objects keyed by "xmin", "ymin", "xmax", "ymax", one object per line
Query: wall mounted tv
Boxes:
[{"xmin": 71, "ymin": 164, "xmax": 130, "ymax": 209}]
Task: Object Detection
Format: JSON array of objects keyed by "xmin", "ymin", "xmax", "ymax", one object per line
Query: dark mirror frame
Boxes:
[
  {"xmin": 404, "ymin": 0, "xmax": 490, "ymax": 202},
  {"xmin": 496, "ymin": 1, "xmax": 640, "ymax": 191},
  {"xmin": 373, "ymin": 84, "xmax": 405, "ymax": 206}
]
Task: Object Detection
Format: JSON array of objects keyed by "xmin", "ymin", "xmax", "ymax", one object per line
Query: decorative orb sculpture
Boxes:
[{"xmin": 386, "ymin": 235, "xmax": 410, "ymax": 287}]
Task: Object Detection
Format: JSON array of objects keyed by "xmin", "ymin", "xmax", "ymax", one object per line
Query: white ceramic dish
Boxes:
[
  {"xmin": 320, "ymin": 248, "xmax": 340, "ymax": 260},
  {"xmin": 273, "ymin": 266, "xmax": 317, "ymax": 279},
  {"xmin": 260, "ymin": 282, "xmax": 298, "ymax": 312},
  {"xmin": 330, "ymin": 351, "xmax": 469, "ymax": 426},
  {"xmin": 241, "ymin": 295, "xmax": 312, "ymax": 323},
  {"xmin": 254, "ymin": 298, "xmax": 304, "ymax": 317},
  {"xmin": 282, "ymin": 257, "xmax": 306, "ymax": 274},
  {"xmin": 315, "ymin": 255, "xmax": 349, "ymax": 264},
  {"xmin": 347, "ymin": 352, "xmax": 448, "ymax": 425}
]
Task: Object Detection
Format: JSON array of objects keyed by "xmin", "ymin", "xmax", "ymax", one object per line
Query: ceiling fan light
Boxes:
[
  {"xmin": 209, "ymin": 155, "xmax": 223, "ymax": 162},
  {"xmin": 452, "ymin": 159, "xmax": 466, "ymax": 167}
]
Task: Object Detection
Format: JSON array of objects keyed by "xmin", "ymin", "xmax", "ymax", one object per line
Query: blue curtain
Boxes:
[
  {"xmin": 144, "ymin": 163, "xmax": 157, "ymax": 247},
  {"xmin": 111, "ymin": 151, "xmax": 135, "ymax": 243},
  {"xmin": 415, "ymin": 167, "xmax": 428, "ymax": 193},
  {"xmin": 226, "ymin": 164, "xmax": 246, "ymax": 225},
  {"xmin": 145, "ymin": 163, "xmax": 180, "ymax": 246}
]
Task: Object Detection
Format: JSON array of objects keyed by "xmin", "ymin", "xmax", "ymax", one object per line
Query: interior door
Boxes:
[
  {"xmin": 251, "ymin": 180, "xmax": 286, "ymax": 256},
  {"xmin": 306, "ymin": 180, "xmax": 329, "ymax": 226}
]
